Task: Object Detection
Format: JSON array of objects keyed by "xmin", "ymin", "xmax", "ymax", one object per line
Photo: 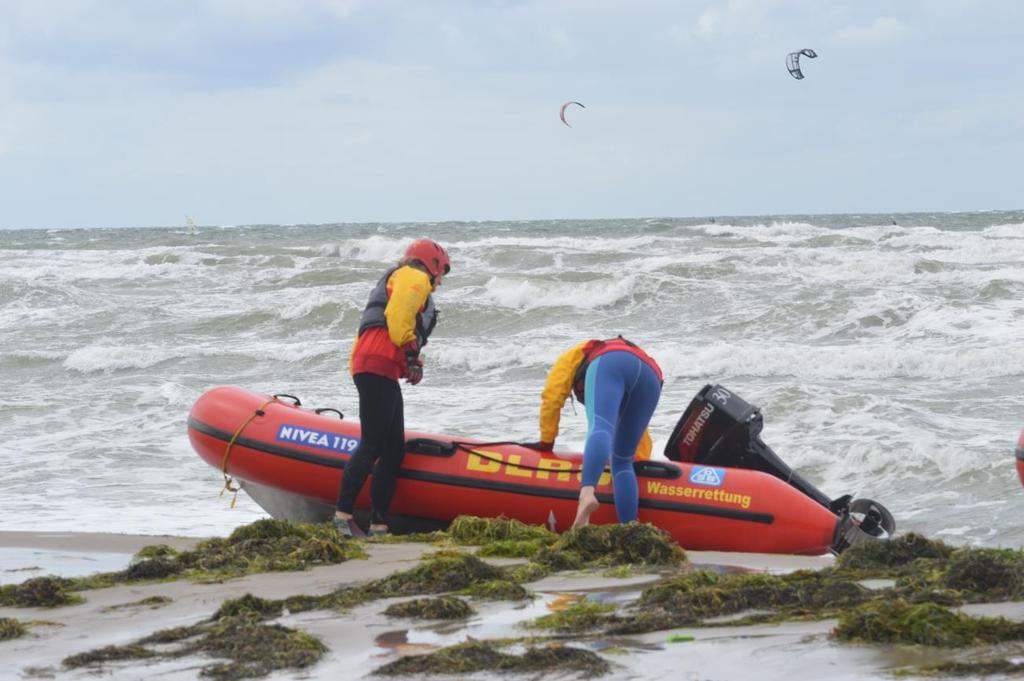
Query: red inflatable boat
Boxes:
[
  {"xmin": 188, "ymin": 385, "xmax": 894, "ymax": 555},
  {"xmin": 1017, "ymin": 429, "xmax": 1024, "ymax": 488}
]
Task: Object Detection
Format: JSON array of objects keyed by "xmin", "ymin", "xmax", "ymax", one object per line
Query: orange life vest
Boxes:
[{"xmin": 571, "ymin": 336, "xmax": 664, "ymax": 404}]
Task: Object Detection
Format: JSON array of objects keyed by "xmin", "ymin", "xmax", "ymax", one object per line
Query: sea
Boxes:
[{"xmin": 2, "ymin": 212, "xmax": 1023, "ymax": 549}]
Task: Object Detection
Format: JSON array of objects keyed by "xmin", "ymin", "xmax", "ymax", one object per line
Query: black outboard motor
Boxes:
[{"xmin": 665, "ymin": 384, "xmax": 895, "ymax": 552}]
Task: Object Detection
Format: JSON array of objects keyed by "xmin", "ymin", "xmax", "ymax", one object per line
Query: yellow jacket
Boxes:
[
  {"xmin": 538, "ymin": 342, "xmax": 652, "ymax": 460},
  {"xmin": 349, "ymin": 266, "xmax": 433, "ymax": 378},
  {"xmin": 383, "ymin": 266, "xmax": 432, "ymax": 347}
]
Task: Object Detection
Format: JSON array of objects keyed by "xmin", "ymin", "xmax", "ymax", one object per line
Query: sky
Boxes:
[{"xmin": 0, "ymin": 0, "xmax": 1022, "ymax": 229}]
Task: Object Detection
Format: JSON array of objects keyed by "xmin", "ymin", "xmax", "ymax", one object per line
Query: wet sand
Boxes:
[
  {"xmin": 2, "ymin": 532, "xmax": 1023, "ymax": 680},
  {"xmin": 0, "ymin": 531, "xmax": 203, "ymax": 586}
]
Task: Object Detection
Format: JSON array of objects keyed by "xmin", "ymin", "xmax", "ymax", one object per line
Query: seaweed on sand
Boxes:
[
  {"xmin": 837, "ymin": 533, "xmax": 954, "ymax": 573},
  {"xmin": 102, "ymin": 595, "xmax": 173, "ymax": 612},
  {"xmin": 882, "ymin": 545, "xmax": 1024, "ymax": 607},
  {"xmin": 1, "ymin": 617, "xmax": 28, "ymax": 640},
  {"xmin": 448, "ymin": 515, "xmax": 558, "ymax": 558},
  {"xmin": 1, "ymin": 519, "xmax": 367, "ymax": 608},
  {"xmin": 505, "ymin": 561, "xmax": 551, "ymax": 584},
  {"xmin": 372, "ymin": 640, "xmax": 610, "ymax": 678},
  {"xmin": 212, "ymin": 593, "xmax": 284, "ymax": 621},
  {"xmin": 63, "ymin": 644, "xmax": 156, "ymax": 667},
  {"xmin": 0, "ymin": 576, "xmax": 83, "ymax": 608},
  {"xmin": 940, "ymin": 548, "xmax": 1024, "ymax": 601},
  {"xmin": 283, "ymin": 549, "xmax": 514, "ymax": 615},
  {"xmin": 65, "ymin": 596, "xmax": 326, "ymax": 680},
  {"xmin": 462, "ymin": 579, "xmax": 531, "ymax": 601},
  {"xmin": 535, "ymin": 522, "xmax": 687, "ymax": 570},
  {"xmin": 384, "ymin": 595, "xmax": 474, "ymax": 620},
  {"xmin": 913, "ymin": 658, "xmax": 1024, "ymax": 677},
  {"xmin": 448, "ymin": 515, "xmax": 558, "ymax": 545},
  {"xmin": 192, "ymin": 613, "xmax": 326, "ymax": 681},
  {"xmin": 832, "ymin": 599, "xmax": 1024, "ymax": 647},
  {"xmin": 528, "ymin": 599, "xmax": 617, "ymax": 633},
  {"xmin": 370, "ymin": 549, "xmax": 509, "ymax": 596},
  {"xmin": 604, "ymin": 568, "xmax": 873, "ymax": 635},
  {"xmin": 172, "ymin": 518, "xmax": 367, "ymax": 577}
]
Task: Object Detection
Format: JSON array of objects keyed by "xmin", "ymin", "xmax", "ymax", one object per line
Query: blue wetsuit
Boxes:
[{"xmin": 581, "ymin": 350, "xmax": 662, "ymax": 523}]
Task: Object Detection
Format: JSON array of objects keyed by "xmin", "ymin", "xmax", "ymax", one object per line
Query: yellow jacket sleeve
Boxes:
[
  {"xmin": 635, "ymin": 428, "xmax": 653, "ymax": 460},
  {"xmin": 539, "ymin": 342, "xmax": 589, "ymax": 444},
  {"xmin": 384, "ymin": 266, "xmax": 431, "ymax": 348}
]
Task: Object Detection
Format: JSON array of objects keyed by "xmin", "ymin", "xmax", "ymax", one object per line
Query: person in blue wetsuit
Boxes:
[{"xmin": 527, "ymin": 336, "xmax": 663, "ymax": 529}]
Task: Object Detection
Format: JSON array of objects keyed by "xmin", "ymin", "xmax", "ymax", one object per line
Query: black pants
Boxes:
[{"xmin": 335, "ymin": 372, "xmax": 405, "ymax": 526}]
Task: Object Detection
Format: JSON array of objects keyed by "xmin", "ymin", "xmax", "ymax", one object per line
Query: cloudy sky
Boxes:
[{"xmin": 1, "ymin": 0, "xmax": 1021, "ymax": 228}]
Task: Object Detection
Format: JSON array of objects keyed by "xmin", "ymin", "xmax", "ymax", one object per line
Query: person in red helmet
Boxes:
[{"xmin": 333, "ymin": 238, "xmax": 451, "ymax": 537}]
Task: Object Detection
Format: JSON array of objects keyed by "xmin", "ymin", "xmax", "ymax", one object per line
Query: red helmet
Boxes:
[{"xmin": 403, "ymin": 238, "xmax": 451, "ymax": 281}]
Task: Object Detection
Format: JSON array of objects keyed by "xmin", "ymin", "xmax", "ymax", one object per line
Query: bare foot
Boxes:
[{"xmin": 572, "ymin": 487, "xmax": 599, "ymax": 529}]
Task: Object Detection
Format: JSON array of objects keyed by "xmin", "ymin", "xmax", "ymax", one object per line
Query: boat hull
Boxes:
[
  {"xmin": 188, "ymin": 386, "xmax": 841, "ymax": 555},
  {"xmin": 1017, "ymin": 429, "xmax": 1024, "ymax": 489}
]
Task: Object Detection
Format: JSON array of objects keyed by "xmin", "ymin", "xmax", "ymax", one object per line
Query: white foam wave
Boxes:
[
  {"xmin": 317, "ymin": 235, "xmax": 406, "ymax": 262},
  {"xmin": 64, "ymin": 344, "xmax": 177, "ymax": 373},
  {"xmin": 479, "ymin": 276, "xmax": 637, "ymax": 310},
  {"xmin": 666, "ymin": 341, "xmax": 1024, "ymax": 381},
  {"xmin": 433, "ymin": 339, "xmax": 574, "ymax": 372},
  {"xmin": 276, "ymin": 290, "xmax": 339, "ymax": 320},
  {"xmin": 694, "ymin": 221, "xmax": 820, "ymax": 241},
  {"xmin": 984, "ymin": 223, "xmax": 1024, "ymax": 238},
  {"xmin": 451, "ymin": 234, "xmax": 662, "ymax": 254}
]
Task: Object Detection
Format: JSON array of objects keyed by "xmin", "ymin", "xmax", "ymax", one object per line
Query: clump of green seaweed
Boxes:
[
  {"xmin": 1, "ymin": 519, "xmax": 366, "ymax": 608},
  {"xmin": 832, "ymin": 599, "xmax": 1024, "ymax": 647},
  {"xmin": 602, "ymin": 568, "xmax": 873, "ymax": 635},
  {"xmin": 0, "ymin": 576, "xmax": 83, "ymax": 608},
  {"xmin": 372, "ymin": 639, "xmax": 610, "ymax": 678},
  {"xmin": 63, "ymin": 644, "xmax": 157, "ymax": 667},
  {"xmin": 384, "ymin": 595, "xmax": 474, "ymax": 620},
  {"xmin": 1, "ymin": 617, "xmax": 28, "ymax": 640},
  {"xmin": 913, "ymin": 658, "xmax": 1024, "ymax": 677},
  {"xmin": 280, "ymin": 549, "xmax": 515, "ymax": 615},
  {"xmin": 173, "ymin": 519, "xmax": 367, "ymax": 577},
  {"xmin": 192, "ymin": 613, "xmax": 326, "ymax": 680},
  {"xmin": 529, "ymin": 599, "xmax": 617, "ymax": 633},
  {"xmin": 212, "ymin": 593, "xmax": 284, "ymax": 621},
  {"xmin": 64, "ymin": 595, "xmax": 326, "ymax": 680},
  {"xmin": 102, "ymin": 595, "xmax": 173, "ymax": 612},
  {"xmin": 448, "ymin": 515, "xmax": 558, "ymax": 558},
  {"xmin": 371, "ymin": 549, "xmax": 509, "ymax": 597},
  {"xmin": 462, "ymin": 579, "xmax": 531, "ymax": 601},
  {"xmin": 837, "ymin": 532, "xmax": 954, "ymax": 573},
  {"xmin": 940, "ymin": 548, "xmax": 1024, "ymax": 601},
  {"xmin": 536, "ymin": 522, "xmax": 687, "ymax": 570}
]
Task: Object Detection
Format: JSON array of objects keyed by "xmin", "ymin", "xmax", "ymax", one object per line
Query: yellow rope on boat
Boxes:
[{"xmin": 220, "ymin": 399, "xmax": 276, "ymax": 508}]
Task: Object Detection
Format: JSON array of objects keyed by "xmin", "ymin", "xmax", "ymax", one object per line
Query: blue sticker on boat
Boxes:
[
  {"xmin": 689, "ymin": 466, "xmax": 725, "ymax": 487},
  {"xmin": 276, "ymin": 424, "xmax": 359, "ymax": 454}
]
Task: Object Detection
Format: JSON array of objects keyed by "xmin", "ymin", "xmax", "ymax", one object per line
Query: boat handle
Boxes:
[
  {"xmin": 273, "ymin": 393, "xmax": 301, "ymax": 406},
  {"xmin": 314, "ymin": 408, "xmax": 344, "ymax": 419}
]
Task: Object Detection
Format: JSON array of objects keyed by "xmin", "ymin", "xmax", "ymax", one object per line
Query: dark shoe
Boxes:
[
  {"xmin": 333, "ymin": 517, "xmax": 365, "ymax": 538},
  {"xmin": 368, "ymin": 526, "xmax": 390, "ymax": 537}
]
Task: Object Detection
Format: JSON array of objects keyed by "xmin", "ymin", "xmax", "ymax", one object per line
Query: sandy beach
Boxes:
[{"xmin": 6, "ymin": 529, "xmax": 1023, "ymax": 681}]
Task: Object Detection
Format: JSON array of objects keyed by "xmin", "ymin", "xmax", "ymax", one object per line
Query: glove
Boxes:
[
  {"xmin": 405, "ymin": 350, "xmax": 423, "ymax": 385},
  {"xmin": 521, "ymin": 440, "xmax": 554, "ymax": 452}
]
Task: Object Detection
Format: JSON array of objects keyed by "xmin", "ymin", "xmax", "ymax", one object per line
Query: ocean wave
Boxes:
[
  {"xmin": 61, "ymin": 338, "xmax": 341, "ymax": 374},
  {"xmin": 64, "ymin": 344, "xmax": 178, "ymax": 373},
  {"xmin": 479, "ymin": 275, "xmax": 637, "ymax": 310},
  {"xmin": 676, "ymin": 341, "xmax": 1024, "ymax": 381},
  {"xmin": 316, "ymin": 234, "xmax": 407, "ymax": 261},
  {"xmin": 692, "ymin": 221, "xmax": 820, "ymax": 241},
  {"xmin": 4, "ymin": 216, "xmax": 1024, "ymax": 545},
  {"xmin": 985, "ymin": 223, "xmax": 1024, "ymax": 238}
]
